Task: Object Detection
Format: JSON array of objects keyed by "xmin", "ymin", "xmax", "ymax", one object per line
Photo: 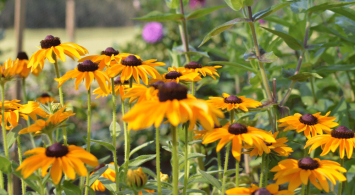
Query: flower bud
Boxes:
[{"xmin": 127, "ymin": 167, "xmax": 147, "ymax": 188}]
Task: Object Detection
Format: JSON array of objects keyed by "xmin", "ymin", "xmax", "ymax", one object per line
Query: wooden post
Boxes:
[
  {"xmin": 66, "ymin": 0, "xmax": 75, "ymax": 43},
  {"xmin": 14, "ymin": 0, "xmax": 27, "ymax": 194}
]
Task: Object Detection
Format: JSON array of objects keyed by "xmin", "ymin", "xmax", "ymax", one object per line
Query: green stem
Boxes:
[
  {"xmin": 306, "ymin": 181, "xmax": 311, "ymax": 195},
  {"xmin": 22, "ymin": 78, "xmax": 36, "ymax": 148},
  {"xmin": 171, "ymin": 125, "xmax": 179, "ymax": 195},
  {"xmin": 216, "ymin": 142, "xmax": 222, "ymax": 181},
  {"xmin": 56, "ymin": 185, "xmax": 61, "ymax": 195},
  {"xmin": 264, "ymin": 155, "xmax": 269, "ymax": 187},
  {"xmin": 1, "ymin": 83, "xmax": 12, "ymax": 195},
  {"xmin": 178, "ymin": 0, "xmax": 191, "ymax": 63},
  {"xmin": 156, "ymin": 127, "xmax": 162, "ymax": 195},
  {"xmin": 17, "ymin": 136, "xmax": 25, "ymax": 195},
  {"xmin": 110, "ymin": 78, "xmax": 120, "ymax": 192},
  {"xmin": 230, "ymin": 110, "xmax": 235, "ymax": 124},
  {"xmin": 235, "ymin": 160, "xmax": 239, "ymax": 187},
  {"xmin": 183, "ymin": 125, "xmax": 189, "ymax": 195},
  {"xmin": 124, "ymin": 78, "xmax": 133, "ymax": 181},
  {"xmin": 301, "ymin": 184, "xmax": 306, "ymax": 195},
  {"xmin": 47, "ymin": 133, "xmax": 54, "ymax": 145},
  {"xmin": 191, "ymin": 82, "xmax": 195, "ymax": 96},
  {"xmin": 259, "ymin": 153, "xmax": 265, "ymax": 188},
  {"xmin": 346, "ymin": 72, "xmax": 355, "ymax": 101},
  {"xmin": 221, "ymin": 143, "xmax": 231, "ymax": 195},
  {"xmin": 53, "ymin": 55, "xmax": 67, "ymax": 145},
  {"xmin": 84, "ymin": 87, "xmax": 92, "ymax": 195},
  {"xmin": 338, "ymin": 158, "xmax": 345, "ymax": 195}
]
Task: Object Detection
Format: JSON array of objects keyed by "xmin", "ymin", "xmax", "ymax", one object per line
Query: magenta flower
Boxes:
[
  {"xmin": 142, "ymin": 22, "xmax": 164, "ymax": 44},
  {"xmin": 189, "ymin": 0, "xmax": 206, "ymax": 9}
]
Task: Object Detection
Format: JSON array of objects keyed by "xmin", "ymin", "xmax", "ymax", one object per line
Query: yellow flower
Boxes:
[
  {"xmin": 160, "ymin": 172, "xmax": 169, "ymax": 182},
  {"xmin": 36, "ymin": 93, "xmax": 56, "ymax": 104},
  {"xmin": 180, "ymin": 61, "xmax": 221, "ymax": 79},
  {"xmin": 138, "ymin": 189, "xmax": 155, "ymax": 194},
  {"xmin": 79, "ymin": 47, "xmax": 132, "ymax": 69},
  {"xmin": 91, "ymin": 162, "xmax": 117, "ymax": 192},
  {"xmin": 150, "ymin": 67, "xmax": 201, "ymax": 84},
  {"xmin": 208, "ymin": 93, "xmax": 262, "ymax": 112},
  {"xmin": 123, "ymin": 81, "xmax": 162, "ymax": 104},
  {"xmin": 27, "ymin": 35, "xmax": 88, "ymax": 72},
  {"xmin": 93, "ymin": 76, "xmax": 129, "ymax": 100},
  {"xmin": 19, "ymin": 107, "xmax": 74, "ymax": 135},
  {"xmin": 122, "ymin": 82, "xmax": 224, "ymax": 131},
  {"xmin": 226, "ymin": 183, "xmax": 294, "ymax": 195},
  {"xmin": 245, "ymin": 132, "xmax": 293, "ymax": 157},
  {"xmin": 271, "ymin": 157, "xmax": 346, "ymax": 192},
  {"xmin": 15, "ymin": 52, "xmax": 42, "ymax": 78},
  {"xmin": 0, "ymin": 58, "xmax": 19, "ymax": 84},
  {"xmin": 127, "ymin": 167, "xmax": 147, "ymax": 188},
  {"xmin": 278, "ymin": 111, "xmax": 338, "ymax": 139},
  {"xmin": 202, "ymin": 122, "xmax": 275, "ymax": 161},
  {"xmin": 193, "ymin": 124, "xmax": 221, "ymax": 140},
  {"xmin": 107, "ymin": 55, "xmax": 165, "ymax": 85},
  {"xmin": 55, "ymin": 60, "xmax": 111, "ymax": 93},
  {"xmin": 305, "ymin": 126, "xmax": 355, "ymax": 159},
  {"xmin": 17, "ymin": 143, "xmax": 99, "ymax": 184}
]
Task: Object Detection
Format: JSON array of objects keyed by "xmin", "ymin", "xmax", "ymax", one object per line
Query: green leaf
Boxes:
[
  {"xmin": 331, "ymin": 7, "xmax": 355, "ymax": 23},
  {"xmin": 263, "ymin": 15, "xmax": 291, "ymax": 27},
  {"xmin": 133, "ymin": 11, "xmax": 184, "ymax": 22},
  {"xmin": 198, "ymin": 170, "xmax": 222, "ymax": 190},
  {"xmin": 129, "ymin": 140, "xmax": 154, "ymax": 157},
  {"xmin": 6, "ymin": 125, "xmax": 22, "ymax": 149},
  {"xmin": 258, "ymin": 51, "xmax": 278, "ymax": 63},
  {"xmin": 188, "ymin": 140, "xmax": 202, "ymax": 145},
  {"xmin": 199, "ymin": 18, "xmax": 250, "ymax": 47},
  {"xmin": 128, "ymin": 155, "xmax": 156, "ymax": 167},
  {"xmin": 244, "ymin": 52, "xmax": 257, "ymax": 61},
  {"xmin": 88, "ymin": 166, "xmax": 108, "ymax": 186},
  {"xmin": 165, "ymin": 0, "xmax": 179, "ymax": 9},
  {"xmin": 185, "ymin": 189, "xmax": 206, "ymax": 194},
  {"xmin": 109, "ymin": 121, "xmax": 121, "ymax": 137},
  {"xmin": 0, "ymin": 189, "xmax": 7, "ymax": 195},
  {"xmin": 261, "ymin": 27, "xmax": 304, "ymax": 51},
  {"xmin": 98, "ymin": 177, "xmax": 116, "ymax": 192},
  {"xmin": 0, "ymin": 156, "xmax": 11, "ymax": 174},
  {"xmin": 306, "ymin": 2, "xmax": 355, "ymax": 13},
  {"xmin": 288, "ymin": 72, "xmax": 323, "ymax": 82},
  {"xmin": 62, "ymin": 180, "xmax": 81, "ymax": 195},
  {"xmin": 179, "ymin": 153, "xmax": 206, "ymax": 165},
  {"xmin": 209, "ymin": 61, "xmax": 256, "ymax": 73},
  {"xmin": 224, "ymin": 0, "xmax": 243, "ymax": 11},
  {"xmin": 181, "ymin": 51, "xmax": 209, "ymax": 58},
  {"xmin": 186, "ymin": 5, "xmax": 227, "ymax": 20},
  {"xmin": 290, "ymin": 0, "xmax": 308, "ymax": 13},
  {"xmin": 315, "ymin": 65, "xmax": 355, "ymax": 74},
  {"xmin": 90, "ymin": 139, "xmax": 115, "ymax": 152},
  {"xmin": 253, "ymin": 2, "xmax": 292, "ymax": 21},
  {"xmin": 11, "ymin": 162, "xmax": 41, "ymax": 193}
]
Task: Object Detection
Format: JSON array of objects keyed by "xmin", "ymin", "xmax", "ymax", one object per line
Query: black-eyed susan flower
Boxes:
[
  {"xmin": 27, "ymin": 35, "xmax": 88, "ymax": 72},
  {"xmin": 277, "ymin": 112, "xmax": 338, "ymax": 139},
  {"xmin": 245, "ymin": 131, "xmax": 293, "ymax": 157},
  {"xmin": 150, "ymin": 67, "xmax": 201, "ymax": 84},
  {"xmin": 127, "ymin": 167, "xmax": 147, "ymax": 188},
  {"xmin": 122, "ymin": 82, "xmax": 224, "ymax": 131},
  {"xmin": 107, "ymin": 55, "xmax": 164, "ymax": 84},
  {"xmin": 305, "ymin": 126, "xmax": 355, "ymax": 159},
  {"xmin": 15, "ymin": 52, "xmax": 41, "ymax": 78},
  {"xmin": 79, "ymin": 47, "xmax": 132, "ymax": 70},
  {"xmin": 36, "ymin": 93, "xmax": 56, "ymax": 104},
  {"xmin": 202, "ymin": 122, "xmax": 275, "ymax": 161},
  {"xmin": 17, "ymin": 143, "xmax": 99, "ymax": 184},
  {"xmin": 180, "ymin": 61, "xmax": 221, "ymax": 79},
  {"xmin": 226, "ymin": 183, "xmax": 294, "ymax": 195},
  {"xmin": 93, "ymin": 76, "xmax": 129, "ymax": 100},
  {"xmin": 0, "ymin": 58, "xmax": 19, "ymax": 84},
  {"xmin": 193, "ymin": 124, "xmax": 221, "ymax": 140},
  {"xmin": 55, "ymin": 60, "xmax": 111, "ymax": 93},
  {"xmin": 271, "ymin": 157, "xmax": 346, "ymax": 192},
  {"xmin": 18, "ymin": 107, "xmax": 75, "ymax": 135},
  {"xmin": 208, "ymin": 93, "xmax": 262, "ymax": 112},
  {"xmin": 90, "ymin": 162, "xmax": 116, "ymax": 192},
  {"xmin": 123, "ymin": 81, "xmax": 163, "ymax": 103}
]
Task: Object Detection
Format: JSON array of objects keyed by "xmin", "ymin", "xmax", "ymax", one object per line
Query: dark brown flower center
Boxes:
[
  {"xmin": 299, "ymin": 114, "xmax": 318, "ymax": 125},
  {"xmin": 184, "ymin": 61, "xmax": 202, "ymax": 69},
  {"xmin": 150, "ymin": 81, "xmax": 165, "ymax": 89},
  {"xmin": 17, "ymin": 51, "xmax": 28, "ymax": 60},
  {"xmin": 214, "ymin": 124, "xmax": 222, "ymax": 129},
  {"xmin": 114, "ymin": 76, "xmax": 129, "ymax": 85},
  {"xmin": 41, "ymin": 93, "xmax": 50, "ymax": 98},
  {"xmin": 228, "ymin": 123, "xmax": 248, "ymax": 135},
  {"xmin": 224, "ymin": 95, "xmax": 242, "ymax": 104},
  {"xmin": 91, "ymin": 163, "xmax": 106, "ymax": 173},
  {"xmin": 158, "ymin": 82, "xmax": 188, "ymax": 102},
  {"xmin": 101, "ymin": 47, "xmax": 119, "ymax": 56},
  {"xmin": 77, "ymin": 60, "xmax": 99, "ymax": 72},
  {"xmin": 121, "ymin": 55, "xmax": 142, "ymax": 66},
  {"xmin": 298, "ymin": 157, "xmax": 319, "ymax": 170},
  {"xmin": 45, "ymin": 143, "xmax": 69, "ymax": 158},
  {"xmin": 165, "ymin": 71, "xmax": 182, "ymax": 79},
  {"xmin": 331, "ymin": 126, "xmax": 354, "ymax": 139},
  {"xmin": 264, "ymin": 142, "xmax": 273, "ymax": 146},
  {"xmin": 40, "ymin": 35, "xmax": 61, "ymax": 49},
  {"xmin": 252, "ymin": 188, "xmax": 272, "ymax": 195}
]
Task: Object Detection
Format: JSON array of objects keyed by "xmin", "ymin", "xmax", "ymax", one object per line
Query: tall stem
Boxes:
[
  {"xmin": 306, "ymin": 181, "xmax": 311, "ymax": 195},
  {"xmin": 53, "ymin": 55, "xmax": 67, "ymax": 145},
  {"xmin": 110, "ymin": 78, "xmax": 120, "ymax": 192},
  {"xmin": 179, "ymin": 0, "xmax": 191, "ymax": 63},
  {"xmin": 259, "ymin": 153, "xmax": 265, "ymax": 188},
  {"xmin": 217, "ymin": 143, "xmax": 222, "ymax": 181},
  {"xmin": 230, "ymin": 110, "xmax": 235, "ymax": 124},
  {"xmin": 124, "ymin": 78, "xmax": 133, "ymax": 180},
  {"xmin": 22, "ymin": 78, "xmax": 36, "ymax": 148},
  {"xmin": 247, "ymin": 7, "xmax": 273, "ymax": 101},
  {"xmin": 235, "ymin": 160, "xmax": 239, "ymax": 187},
  {"xmin": 1, "ymin": 83, "xmax": 12, "ymax": 195},
  {"xmin": 171, "ymin": 125, "xmax": 179, "ymax": 195},
  {"xmin": 183, "ymin": 125, "xmax": 189, "ymax": 195},
  {"xmin": 263, "ymin": 154, "xmax": 269, "ymax": 187},
  {"xmin": 221, "ymin": 143, "xmax": 231, "ymax": 195},
  {"xmin": 84, "ymin": 87, "xmax": 92, "ymax": 195},
  {"xmin": 338, "ymin": 158, "xmax": 345, "ymax": 195},
  {"xmin": 155, "ymin": 127, "xmax": 162, "ymax": 195},
  {"xmin": 17, "ymin": 136, "xmax": 25, "ymax": 195},
  {"xmin": 346, "ymin": 72, "xmax": 355, "ymax": 101}
]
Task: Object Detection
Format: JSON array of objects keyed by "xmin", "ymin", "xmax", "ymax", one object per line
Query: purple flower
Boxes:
[
  {"xmin": 189, "ymin": 0, "xmax": 206, "ymax": 9},
  {"xmin": 142, "ymin": 22, "xmax": 164, "ymax": 44},
  {"xmin": 259, "ymin": 19, "xmax": 266, "ymax": 24}
]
